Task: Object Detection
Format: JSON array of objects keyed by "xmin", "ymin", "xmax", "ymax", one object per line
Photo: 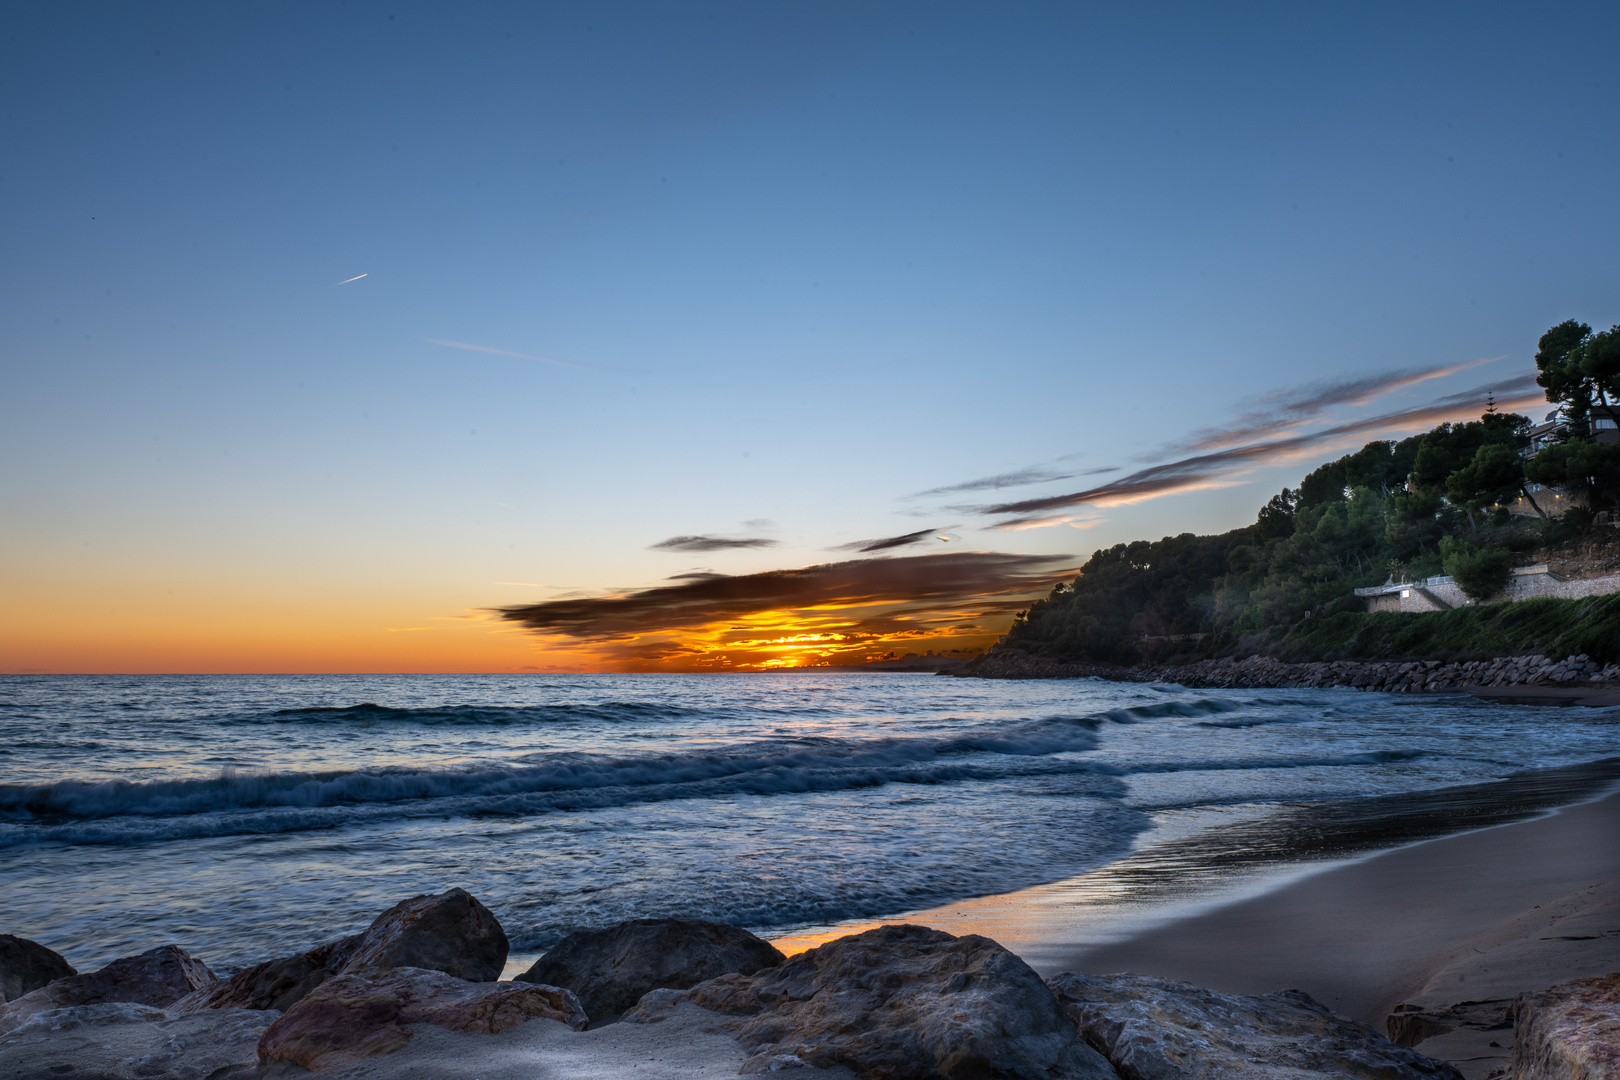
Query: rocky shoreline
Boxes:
[
  {"xmin": 958, "ymin": 647, "xmax": 1620, "ymax": 694},
  {"xmin": 2, "ymin": 888, "xmax": 1613, "ymax": 1079}
]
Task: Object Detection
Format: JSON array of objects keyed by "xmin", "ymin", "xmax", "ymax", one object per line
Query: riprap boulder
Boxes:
[
  {"xmin": 175, "ymin": 886, "xmax": 507, "ymax": 1013},
  {"xmin": 0, "ymin": 935, "xmax": 74, "ymax": 1004},
  {"xmin": 0, "ymin": 1001, "xmax": 276, "ymax": 1080},
  {"xmin": 1510, "ymin": 971, "xmax": 1620, "ymax": 1080},
  {"xmin": 339, "ymin": 887, "xmax": 508, "ymax": 982},
  {"xmin": 516, "ymin": 917, "xmax": 784, "ymax": 1022},
  {"xmin": 256, "ymin": 965, "xmax": 586, "ymax": 1072},
  {"xmin": 1048, "ymin": 972, "xmax": 1463, "ymax": 1080},
  {"xmin": 624, "ymin": 923, "xmax": 1117, "ymax": 1079},
  {"xmin": 171, "ymin": 932, "xmax": 362, "ymax": 1013},
  {"xmin": 0, "ymin": 944, "xmax": 216, "ymax": 1035}
]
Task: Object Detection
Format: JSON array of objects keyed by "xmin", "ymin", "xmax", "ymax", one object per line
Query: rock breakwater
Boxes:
[
  {"xmin": 0, "ymin": 891, "xmax": 1486, "ymax": 1079},
  {"xmin": 961, "ymin": 648, "xmax": 1620, "ymax": 693}
]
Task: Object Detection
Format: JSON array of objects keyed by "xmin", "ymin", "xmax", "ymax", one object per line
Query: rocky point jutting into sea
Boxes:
[{"xmin": 3, "ymin": 885, "xmax": 1613, "ymax": 1080}]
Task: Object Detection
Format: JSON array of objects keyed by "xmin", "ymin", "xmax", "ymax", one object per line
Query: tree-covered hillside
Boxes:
[{"xmin": 1004, "ymin": 321, "xmax": 1620, "ymax": 665}]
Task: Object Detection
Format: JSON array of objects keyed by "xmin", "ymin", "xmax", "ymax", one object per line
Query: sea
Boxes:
[{"xmin": 2, "ymin": 672, "xmax": 1617, "ymax": 976}]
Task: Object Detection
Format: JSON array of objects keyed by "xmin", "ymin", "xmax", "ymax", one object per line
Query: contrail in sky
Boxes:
[
  {"xmin": 427, "ymin": 339, "xmax": 592, "ymax": 371},
  {"xmin": 335, "ymin": 273, "xmax": 368, "ymax": 285}
]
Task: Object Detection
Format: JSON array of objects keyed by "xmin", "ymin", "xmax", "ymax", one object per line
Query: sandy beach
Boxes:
[
  {"xmin": 1058, "ymin": 788, "xmax": 1620, "ymax": 1021},
  {"xmin": 1034, "ymin": 788, "xmax": 1620, "ymax": 1077},
  {"xmin": 284, "ymin": 785, "xmax": 1620, "ymax": 1078},
  {"xmin": 760, "ymin": 784, "xmax": 1620, "ymax": 1079}
]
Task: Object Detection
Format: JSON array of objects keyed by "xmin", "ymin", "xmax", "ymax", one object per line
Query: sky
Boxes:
[{"xmin": 3, "ymin": 1, "xmax": 1618, "ymax": 673}]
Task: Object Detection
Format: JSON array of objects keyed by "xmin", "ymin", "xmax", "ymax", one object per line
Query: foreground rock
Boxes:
[
  {"xmin": 0, "ymin": 1001, "xmax": 275, "ymax": 1080},
  {"xmin": 1510, "ymin": 972, "xmax": 1620, "ymax": 1080},
  {"xmin": 173, "ymin": 931, "xmax": 362, "ymax": 1013},
  {"xmin": 1049, "ymin": 972, "xmax": 1463, "ymax": 1080},
  {"xmin": 175, "ymin": 886, "xmax": 508, "ymax": 1013},
  {"xmin": 625, "ymin": 923, "xmax": 1117, "ymax": 1079},
  {"xmin": 0, "ymin": 944, "xmax": 216, "ymax": 1034},
  {"xmin": 517, "ymin": 917, "xmax": 785, "ymax": 1022},
  {"xmin": 341, "ymin": 886, "xmax": 508, "ymax": 981},
  {"xmin": 0, "ymin": 935, "xmax": 74, "ymax": 1004},
  {"xmin": 257, "ymin": 965, "xmax": 586, "ymax": 1071}
]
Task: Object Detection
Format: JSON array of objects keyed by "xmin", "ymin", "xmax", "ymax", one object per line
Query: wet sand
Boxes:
[
  {"xmin": 769, "ymin": 758, "xmax": 1620, "ymax": 968},
  {"xmin": 767, "ymin": 767, "xmax": 1620, "ymax": 1078},
  {"xmin": 1056, "ymin": 788, "xmax": 1620, "ymax": 1025}
]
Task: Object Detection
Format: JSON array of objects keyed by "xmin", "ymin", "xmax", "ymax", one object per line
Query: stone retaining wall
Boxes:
[{"xmin": 1360, "ymin": 569, "xmax": 1620, "ymax": 614}]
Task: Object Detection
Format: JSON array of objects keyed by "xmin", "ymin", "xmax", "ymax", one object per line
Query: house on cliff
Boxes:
[{"xmin": 1505, "ymin": 406, "xmax": 1620, "ymax": 518}]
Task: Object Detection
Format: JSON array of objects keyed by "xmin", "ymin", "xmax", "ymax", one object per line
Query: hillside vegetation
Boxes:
[{"xmin": 1002, "ymin": 321, "xmax": 1620, "ymax": 666}]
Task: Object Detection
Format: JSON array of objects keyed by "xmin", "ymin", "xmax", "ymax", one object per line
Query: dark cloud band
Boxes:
[
  {"xmin": 650, "ymin": 535, "xmax": 780, "ymax": 552},
  {"xmin": 495, "ymin": 551, "xmax": 1076, "ymax": 640},
  {"xmin": 833, "ymin": 528, "xmax": 949, "ymax": 553}
]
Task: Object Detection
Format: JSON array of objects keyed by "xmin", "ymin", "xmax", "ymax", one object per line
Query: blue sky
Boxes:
[{"xmin": 3, "ymin": 2, "xmax": 1617, "ymax": 670}]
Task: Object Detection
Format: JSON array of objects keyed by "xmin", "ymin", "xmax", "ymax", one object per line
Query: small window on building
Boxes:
[{"xmin": 1596, "ymin": 418, "xmax": 1618, "ymax": 430}]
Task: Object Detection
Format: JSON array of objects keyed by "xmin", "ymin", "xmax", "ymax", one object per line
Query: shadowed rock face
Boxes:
[
  {"xmin": 516, "ymin": 917, "xmax": 785, "ymax": 1022},
  {"xmin": 0, "ymin": 935, "xmax": 74, "ymax": 1004},
  {"xmin": 0, "ymin": 1002, "xmax": 277, "ymax": 1080},
  {"xmin": 1511, "ymin": 972, "xmax": 1620, "ymax": 1080},
  {"xmin": 1048, "ymin": 972, "xmax": 1464, "ymax": 1080},
  {"xmin": 625, "ymin": 923, "xmax": 1117, "ymax": 1080},
  {"xmin": 256, "ymin": 966, "xmax": 587, "ymax": 1072},
  {"xmin": 172, "ymin": 933, "xmax": 363, "ymax": 1013},
  {"xmin": 174, "ymin": 886, "xmax": 508, "ymax": 1013},
  {"xmin": 0, "ymin": 945, "xmax": 217, "ymax": 1035},
  {"xmin": 340, "ymin": 887, "xmax": 508, "ymax": 982}
]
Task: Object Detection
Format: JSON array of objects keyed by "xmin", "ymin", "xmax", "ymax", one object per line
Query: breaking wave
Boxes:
[{"xmin": 0, "ymin": 714, "xmax": 1111, "ymax": 846}]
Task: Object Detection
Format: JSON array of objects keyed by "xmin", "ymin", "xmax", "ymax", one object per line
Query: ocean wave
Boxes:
[
  {"xmin": 1194, "ymin": 715, "xmax": 1311, "ymax": 729},
  {"xmin": 1107, "ymin": 748, "xmax": 1430, "ymax": 775},
  {"xmin": 249, "ymin": 700, "xmax": 824, "ymax": 726},
  {"xmin": 0, "ymin": 715, "xmax": 1108, "ymax": 845},
  {"xmin": 1094, "ymin": 698, "xmax": 1242, "ymax": 723}
]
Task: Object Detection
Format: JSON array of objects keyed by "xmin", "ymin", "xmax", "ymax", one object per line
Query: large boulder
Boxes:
[
  {"xmin": 256, "ymin": 965, "xmax": 586, "ymax": 1072},
  {"xmin": 172, "ymin": 932, "xmax": 362, "ymax": 1013},
  {"xmin": 339, "ymin": 887, "xmax": 509, "ymax": 982},
  {"xmin": 175, "ymin": 886, "xmax": 507, "ymax": 1013},
  {"xmin": 0, "ymin": 944, "xmax": 216, "ymax": 1035},
  {"xmin": 0, "ymin": 935, "xmax": 74, "ymax": 1003},
  {"xmin": 1510, "ymin": 972, "xmax": 1620, "ymax": 1080},
  {"xmin": 1048, "ymin": 972, "xmax": 1463, "ymax": 1080},
  {"xmin": 0, "ymin": 1001, "xmax": 276, "ymax": 1080},
  {"xmin": 515, "ymin": 917, "xmax": 785, "ymax": 1022},
  {"xmin": 624, "ymin": 923, "xmax": 1117, "ymax": 1079}
]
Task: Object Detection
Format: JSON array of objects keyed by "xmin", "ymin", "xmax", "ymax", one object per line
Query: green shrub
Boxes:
[{"xmin": 1440, "ymin": 538, "xmax": 1512, "ymax": 600}]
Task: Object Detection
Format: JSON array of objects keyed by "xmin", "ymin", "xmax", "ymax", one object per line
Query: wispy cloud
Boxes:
[
  {"xmin": 427, "ymin": 339, "xmax": 592, "ymax": 371},
  {"xmin": 986, "ymin": 513, "xmax": 1106, "ymax": 531},
  {"xmin": 979, "ymin": 375, "xmax": 1543, "ymax": 517},
  {"xmin": 910, "ymin": 467, "xmax": 1078, "ymax": 498},
  {"xmin": 1174, "ymin": 358, "xmax": 1495, "ymax": 455},
  {"xmin": 650, "ymin": 535, "xmax": 780, "ymax": 552},
  {"xmin": 832, "ymin": 528, "xmax": 956, "ymax": 553}
]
